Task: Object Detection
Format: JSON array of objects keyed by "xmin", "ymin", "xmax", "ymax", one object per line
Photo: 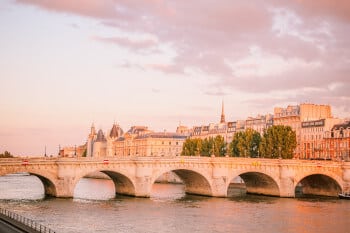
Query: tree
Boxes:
[
  {"xmin": 248, "ymin": 129, "xmax": 261, "ymax": 157},
  {"xmin": 181, "ymin": 136, "xmax": 226, "ymax": 156},
  {"xmin": 181, "ymin": 138, "xmax": 202, "ymax": 156},
  {"xmin": 213, "ymin": 135, "xmax": 227, "ymax": 156},
  {"xmin": 229, "ymin": 129, "xmax": 261, "ymax": 157},
  {"xmin": 200, "ymin": 138, "xmax": 212, "ymax": 156},
  {"xmin": 260, "ymin": 125, "xmax": 297, "ymax": 159},
  {"xmin": 0, "ymin": 151, "xmax": 14, "ymax": 158}
]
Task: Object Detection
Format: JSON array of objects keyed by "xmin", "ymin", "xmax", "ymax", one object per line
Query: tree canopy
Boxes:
[
  {"xmin": 259, "ymin": 125, "xmax": 297, "ymax": 159},
  {"xmin": 182, "ymin": 125, "xmax": 296, "ymax": 159},
  {"xmin": 182, "ymin": 136, "xmax": 227, "ymax": 156},
  {"xmin": 0, "ymin": 151, "xmax": 14, "ymax": 158},
  {"xmin": 228, "ymin": 128, "xmax": 261, "ymax": 157}
]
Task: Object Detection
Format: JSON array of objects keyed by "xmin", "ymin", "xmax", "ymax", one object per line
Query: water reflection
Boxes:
[
  {"xmin": 0, "ymin": 174, "xmax": 350, "ymax": 233},
  {"xmin": 0, "ymin": 173, "xmax": 44, "ymax": 200},
  {"xmin": 74, "ymin": 178, "xmax": 115, "ymax": 201}
]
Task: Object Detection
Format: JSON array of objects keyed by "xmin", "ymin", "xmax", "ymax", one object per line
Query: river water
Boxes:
[{"xmin": 0, "ymin": 174, "xmax": 349, "ymax": 233}]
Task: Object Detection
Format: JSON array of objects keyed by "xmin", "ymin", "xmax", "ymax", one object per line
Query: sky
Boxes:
[{"xmin": 0, "ymin": 0, "xmax": 349, "ymax": 156}]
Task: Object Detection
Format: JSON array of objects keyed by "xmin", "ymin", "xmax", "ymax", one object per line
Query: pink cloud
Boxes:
[
  {"xmin": 292, "ymin": 0, "xmax": 350, "ymax": 22},
  {"xmin": 16, "ymin": 0, "xmax": 119, "ymax": 19},
  {"xmin": 15, "ymin": 0, "xmax": 350, "ymax": 112},
  {"xmin": 93, "ymin": 36, "xmax": 158, "ymax": 52}
]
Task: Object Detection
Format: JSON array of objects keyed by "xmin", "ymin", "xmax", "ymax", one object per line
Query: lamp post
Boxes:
[{"xmin": 74, "ymin": 145, "xmax": 77, "ymax": 157}]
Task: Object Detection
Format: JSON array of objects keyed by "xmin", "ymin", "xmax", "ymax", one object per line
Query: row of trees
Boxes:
[
  {"xmin": 0, "ymin": 151, "xmax": 14, "ymax": 158},
  {"xmin": 181, "ymin": 125, "xmax": 297, "ymax": 159},
  {"xmin": 182, "ymin": 135, "xmax": 226, "ymax": 156}
]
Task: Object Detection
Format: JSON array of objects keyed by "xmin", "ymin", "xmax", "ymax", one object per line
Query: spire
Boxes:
[
  {"xmin": 220, "ymin": 100, "xmax": 225, "ymax": 123},
  {"xmin": 90, "ymin": 123, "xmax": 96, "ymax": 136}
]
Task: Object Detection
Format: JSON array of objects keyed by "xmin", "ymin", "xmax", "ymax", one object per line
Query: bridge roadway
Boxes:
[{"xmin": 0, "ymin": 156, "xmax": 350, "ymax": 198}]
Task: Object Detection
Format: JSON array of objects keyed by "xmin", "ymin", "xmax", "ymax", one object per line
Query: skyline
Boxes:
[{"xmin": 1, "ymin": 0, "xmax": 349, "ymax": 155}]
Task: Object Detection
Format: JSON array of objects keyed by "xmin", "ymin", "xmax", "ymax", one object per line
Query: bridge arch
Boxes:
[
  {"xmin": 227, "ymin": 170, "xmax": 281, "ymax": 197},
  {"xmin": 29, "ymin": 172, "xmax": 57, "ymax": 197},
  {"xmin": 295, "ymin": 172, "xmax": 342, "ymax": 197},
  {"xmin": 152, "ymin": 168, "xmax": 212, "ymax": 196},
  {"xmin": 74, "ymin": 169, "xmax": 136, "ymax": 197},
  {"xmin": 0, "ymin": 169, "xmax": 58, "ymax": 197}
]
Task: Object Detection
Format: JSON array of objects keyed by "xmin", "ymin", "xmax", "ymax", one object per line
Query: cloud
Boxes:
[
  {"xmin": 16, "ymin": 0, "xmax": 119, "ymax": 19},
  {"xmin": 93, "ymin": 35, "xmax": 158, "ymax": 52},
  {"xmin": 15, "ymin": 0, "xmax": 350, "ymax": 113},
  {"xmin": 290, "ymin": 0, "xmax": 350, "ymax": 23}
]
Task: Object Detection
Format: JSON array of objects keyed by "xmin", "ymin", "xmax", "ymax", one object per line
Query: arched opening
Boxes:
[
  {"xmin": 32, "ymin": 173, "xmax": 57, "ymax": 197},
  {"xmin": 0, "ymin": 172, "xmax": 55, "ymax": 200},
  {"xmin": 228, "ymin": 172, "xmax": 280, "ymax": 197},
  {"xmin": 151, "ymin": 169, "xmax": 212, "ymax": 200},
  {"xmin": 295, "ymin": 174, "xmax": 341, "ymax": 197},
  {"xmin": 74, "ymin": 170, "xmax": 135, "ymax": 200}
]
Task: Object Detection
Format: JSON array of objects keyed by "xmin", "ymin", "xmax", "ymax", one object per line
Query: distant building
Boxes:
[
  {"xmin": 273, "ymin": 103, "xmax": 332, "ymax": 158},
  {"xmin": 59, "ymin": 144, "xmax": 86, "ymax": 157},
  {"xmin": 245, "ymin": 114, "xmax": 273, "ymax": 135},
  {"xmin": 115, "ymin": 129, "xmax": 186, "ymax": 157},
  {"xmin": 62, "ymin": 123, "xmax": 186, "ymax": 158},
  {"xmin": 323, "ymin": 121, "xmax": 350, "ymax": 160},
  {"xmin": 190, "ymin": 101, "xmax": 232, "ymax": 141},
  {"xmin": 300, "ymin": 118, "xmax": 342, "ymax": 159},
  {"xmin": 86, "ymin": 123, "xmax": 123, "ymax": 157}
]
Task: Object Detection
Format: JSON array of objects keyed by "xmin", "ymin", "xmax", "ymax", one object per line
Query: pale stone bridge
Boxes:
[{"xmin": 1, "ymin": 157, "xmax": 350, "ymax": 198}]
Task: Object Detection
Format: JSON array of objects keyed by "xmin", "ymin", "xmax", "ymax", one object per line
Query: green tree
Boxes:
[
  {"xmin": 260, "ymin": 125, "xmax": 297, "ymax": 159},
  {"xmin": 229, "ymin": 129, "xmax": 261, "ymax": 157},
  {"xmin": 200, "ymin": 138, "xmax": 212, "ymax": 156},
  {"xmin": 181, "ymin": 138, "xmax": 202, "ymax": 156},
  {"xmin": 213, "ymin": 135, "xmax": 227, "ymax": 156},
  {"xmin": 247, "ymin": 129, "xmax": 261, "ymax": 157},
  {"xmin": 181, "ymin": 136, "xmax": 226, "ymax": 156},
  {"xmin": 0, "ymin": 151, "xmax": 14, "ymax": 158}
]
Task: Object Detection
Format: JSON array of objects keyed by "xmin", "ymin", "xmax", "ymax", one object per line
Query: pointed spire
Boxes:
[
  {"xmin": 90, "ymin": 123, "xmax": 96, "ymax": 136},
  {"xmin": 220, "ymin": 100, "xmax": 226, "ymax": 123}
]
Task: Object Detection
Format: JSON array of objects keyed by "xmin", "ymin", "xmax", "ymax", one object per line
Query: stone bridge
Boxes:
[{"xmin": 0, "ymin": 157, "xmax": 350, "ymax": 198}]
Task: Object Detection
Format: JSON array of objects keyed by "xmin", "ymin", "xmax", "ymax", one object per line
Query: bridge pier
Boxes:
[
  {"xmin": 134, "ymin": 176, "xmax": 152, "ymax": 197},
  {"xmin": 133, "ymin": 165, "xmax": 152, "ymax": 197},
  {"xmin": 211, "ymin": 177, "xmax": 229, "ymax": 197},
  {"xmin": 55, "ymin": 177, "xmax": 75, "ymax": 198},
  {"xmin": 279, "ymin": 177, "xmax": 295, "ymax": 197},
  {"xmin": 342, "ymin": 166, "xmax": 350, "ymax": 192},
  {"xmin": 279, "ymin": 165, "xmax": 295, "ymax": 198}
]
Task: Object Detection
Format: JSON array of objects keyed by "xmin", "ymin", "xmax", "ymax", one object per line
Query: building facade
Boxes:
[
  {"xmin": 299, "ymin": 118, "xmax": 342, "ymax": 159},
  {"xmin": 64, "ymin": 124, "xmax": 186, "ymax": 158},
  {"xmin": 115, "ymin": 131, "xmax": 186, "ymax": 157},
  {"xmin": 245, "ymin": 114, "xmax": 273, "ymax": 135},
  {"xmin": 273, "ymin": 103, "xmax": 332, "ymax": 158},
  {"xmin": 323, "ymin": 121, "xmax": 350, "ymax": 160}
]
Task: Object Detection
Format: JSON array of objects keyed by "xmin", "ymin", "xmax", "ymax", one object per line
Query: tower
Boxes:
[
  {"xmin": 87, "ymin": 123, "xmax": 96, "ymax": 157},
  {"xmin": 220, "ymin": 100, "xmax": 226, "ymax": 123}
]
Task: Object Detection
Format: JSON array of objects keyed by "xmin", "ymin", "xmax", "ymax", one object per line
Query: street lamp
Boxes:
[{"xmin": 74, "ymin": 145, "xmax": 77, "ymax": 157}]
